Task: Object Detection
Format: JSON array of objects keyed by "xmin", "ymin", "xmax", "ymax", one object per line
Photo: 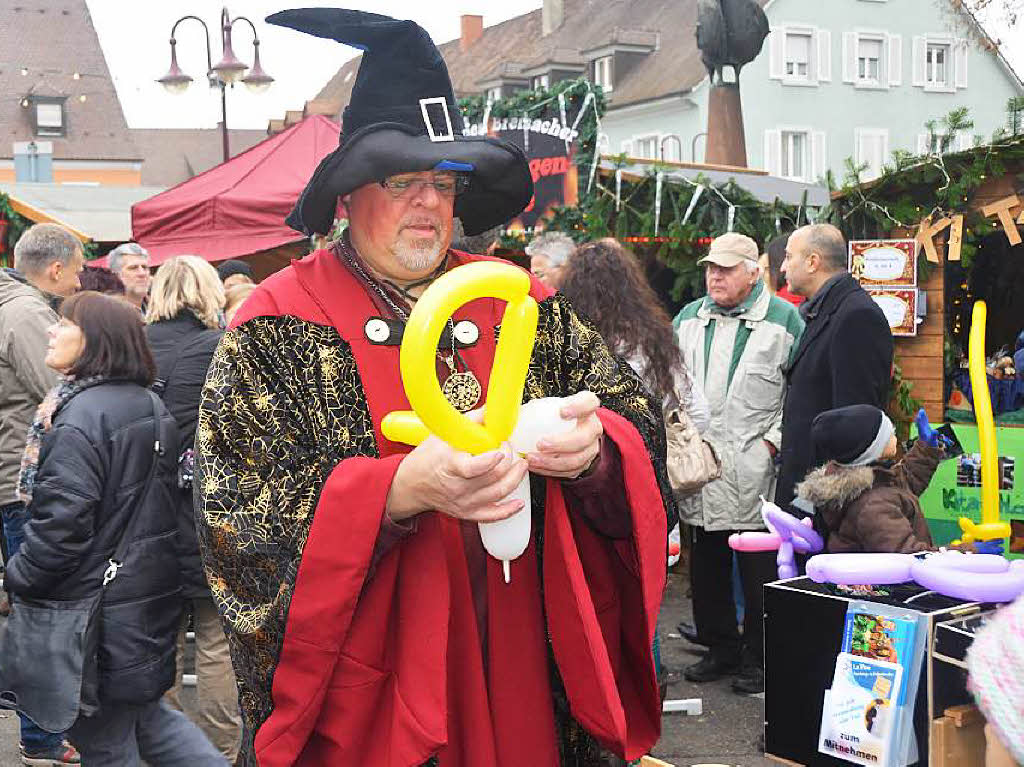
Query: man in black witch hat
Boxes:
[{"xmin": 194, "ymin": 9, "xmax": 672, "ymax": 767}]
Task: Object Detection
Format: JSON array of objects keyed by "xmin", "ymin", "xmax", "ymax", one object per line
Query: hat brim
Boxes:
[
  {"xmin": 697, "ymin": 252, "xmax": 752, "ymax": 268},
  {"xmin": 288, "ymin": 124, "xmax": 533, "ymax": 237}
]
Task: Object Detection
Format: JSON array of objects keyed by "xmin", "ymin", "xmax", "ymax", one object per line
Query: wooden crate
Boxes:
[{"xmin": 929, "ymin": 704, "xmax": 986, "ymax": 766}]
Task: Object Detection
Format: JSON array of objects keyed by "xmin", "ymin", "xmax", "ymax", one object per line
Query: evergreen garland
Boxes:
[
  {"xmin": 0, "ymin": 193, "xmax": 98, "ymax": 267},
  {"xmin": 825, "ymin": 104, "xmax": 1024, "ymax": 273},
  {"xmin": 0, "ymin": 194, "xmax": 31, "ymax": 269}
]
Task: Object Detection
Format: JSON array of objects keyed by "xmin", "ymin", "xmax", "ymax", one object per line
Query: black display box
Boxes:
[{"xmin": 764, "ymin": 577, "xmax": 988, "ymax": 766}]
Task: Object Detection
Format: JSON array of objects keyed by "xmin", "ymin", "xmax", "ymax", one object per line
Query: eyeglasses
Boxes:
[{"xmin": 379, "ymin": 173, "xmax": 471, "ymax": 199}]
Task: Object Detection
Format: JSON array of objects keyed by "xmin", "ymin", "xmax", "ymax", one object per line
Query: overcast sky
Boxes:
[
  {"xmin": 87, "ymin": 0, "xmax": 1022, "ymax": 131},
  {"xmin": 87, "ymin": 1, "xmax": 543, "ymax": 130}
]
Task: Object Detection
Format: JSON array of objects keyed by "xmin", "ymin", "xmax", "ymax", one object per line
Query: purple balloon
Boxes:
[
  {"xmin": 923, "ymin": 551, "xmax": 1010, "ymax": 574},
  {"xmin": 910, "ymin": 557, "xmax": 1024, "ymax": 603},
  {"xmin": 806, "ymin": 553, "xmax": 915, "ymax": 585},
  {"xmin": 763, "ymin": 506, "xmax": 824, "ymax": 554}
]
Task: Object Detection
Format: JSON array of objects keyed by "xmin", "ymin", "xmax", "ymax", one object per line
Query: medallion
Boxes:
[{"xmin": 442, "ymin": 371, "xmax": 482, "ymax": 412}]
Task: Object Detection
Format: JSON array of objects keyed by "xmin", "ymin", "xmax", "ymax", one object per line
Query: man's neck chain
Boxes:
[{"xmin": 337, "ymin": 240, "xmax": 482, "ymax": 413}]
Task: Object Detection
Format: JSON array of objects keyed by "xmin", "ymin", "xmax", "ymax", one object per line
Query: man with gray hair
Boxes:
[
  {"xmin": 0, "ymin": 223, "xmax": 83, "ymax": 765},
  {"xmin": 674, "ymin": 232, "xmax": 803, "ymax": 694},
  {"xmin": 776, "ymin": 223, "xmax": 894, "ymax": 511},
  {"xmin": 526, "ymin": 230, "xmax": 575, "ymax": 289},
  {"xmin": 108, "ymin": 241, "xmax": 152, "ymax": 310}
]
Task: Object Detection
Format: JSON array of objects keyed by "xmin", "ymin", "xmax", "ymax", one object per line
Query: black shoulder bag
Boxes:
[{"xmin": 0, "ymin": 391, "xmax": 168, "ymax": 732}]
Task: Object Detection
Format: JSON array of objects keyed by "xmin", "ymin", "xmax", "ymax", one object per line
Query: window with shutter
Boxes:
[
  {"xmin": 817, "ymin": 30, "xmax": 832, "ymax": 82},
  {"xmin": 926, "ymin": 43, "xmax": 950, "ymax": 88},
  {"xmin": 954, "ymin": 40, "xmax": 968, "ymax": 89},
  {"xmin": 634, "ymin": 135, "xmax": 659, "ymax": 160},
  {"xmin": 857, "ymin": 37, "xmax": 883, "ymax": 84},
  {"xmin": 855, "ymin": 128, "xmax": 889, "ymax": 180},
  {"xmin": 842, "ymin": 32, "xmax": 857, "ymax": 83},
  {"xmin": 888, "ymin": 35, "xmax": 902, "ymax": 86},
  {"xmin": 785, "ymin": 32, "xmax": 812, "ymax": 80},
  {"xmin": 811, "ymin": 132, "xmax": 827, "ymax": 181},
  {"xmin": 912, "ymin": 36, "xmax": 927, "ymax": 87},
  {"xmin": 593, "ymin": 56, "xmax": 614, "ymax": 93},
  {"xmin": 764, "ymin": 129, "xmax": 782, "ymax": 176},
  {"xmin": 781, "ymin": 130, "xmax": 810, "ymax": 180},
  {"xmin": 911, "ymin": 35, "xmax": 963, "ymax": 91},
  {"xmin": 769, "ymin": 28, "xmax": 786, "ymax": 80}
]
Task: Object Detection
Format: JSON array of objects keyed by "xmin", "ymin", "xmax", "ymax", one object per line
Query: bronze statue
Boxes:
[{"xmin": 696, "ymin": 0, "xmax": 770, "ymax": 84}]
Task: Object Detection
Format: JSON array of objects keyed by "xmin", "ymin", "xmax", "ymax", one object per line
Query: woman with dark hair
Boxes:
[
  {"xmin": 77, "ymin": 266, "xmax": 125, "ymax": 296},
  {"xmin": 5, "ymin": 291, "xmax": 227, "ymax": 765},
  {"xmin": 559, "ymin": 238, "xmax": 709, "ymax": 431},
  {"xmin": 761, "ymin": 234, "xmax": 805, "ymax": 307},
  {"xmin": 560, "ymin": 238, "xmax": 709, "ymax": 710}
]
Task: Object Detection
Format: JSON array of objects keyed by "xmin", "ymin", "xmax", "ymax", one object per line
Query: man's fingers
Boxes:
[
  {"xmin": 460, "ymin": 498, "xmax": 526, "ymax": 523},
  {"xmin": 558, "ymin": 390, "xmax": 600, "ymax": 420},
  {"xmin": 452, "ymin": 448, "xmax": 506, "ymax": 480},
  {"xmin": 537, "ymin": 415, "xmax": 602, "ymax": 453},
  {"xmin": 527, "ymin": 445, "xmax": 598, "ymax": 478},
  {"xmin": 460, "ymin": 458, "xmax": 528, "ymax": 508}
]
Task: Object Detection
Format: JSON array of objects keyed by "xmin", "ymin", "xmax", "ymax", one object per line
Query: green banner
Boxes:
[{"xmin": 919, "ymin": 423, "xmax": 1024, "ymax": 552}]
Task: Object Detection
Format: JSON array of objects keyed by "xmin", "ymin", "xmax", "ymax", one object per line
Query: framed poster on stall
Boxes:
[
  {"xmin": 849, "ymin": 240, "xmax": 918, "ymax": 287},
  {"xmin": 867, "ymin": 288, "xmax": 918, "ymax": 337}
]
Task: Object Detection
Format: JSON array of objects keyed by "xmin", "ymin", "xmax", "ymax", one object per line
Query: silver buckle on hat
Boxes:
[{"xmin": 420, "ymin": 97, "xmax": 455, "ymax": 143}]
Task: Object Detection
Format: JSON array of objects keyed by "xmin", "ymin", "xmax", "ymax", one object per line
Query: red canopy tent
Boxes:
[{"xmin": 92, "ymin": 115, "xmax": 338, "ymax": 272}]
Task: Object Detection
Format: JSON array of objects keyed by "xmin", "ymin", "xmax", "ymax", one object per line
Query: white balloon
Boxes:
[{"xmin": 479, "ymin": 397, "xmax": 576, "ymax": 583}]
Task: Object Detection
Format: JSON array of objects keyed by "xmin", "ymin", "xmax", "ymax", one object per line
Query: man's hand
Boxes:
[
  {"xmin": 387, "ymin": 436, "xmax": 528, "ymax": 523},
  {"xmin": 527, "ymin": 391, "xmax": 604, "ymax": 480}
]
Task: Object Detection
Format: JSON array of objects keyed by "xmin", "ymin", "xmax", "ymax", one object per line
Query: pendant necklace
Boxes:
[{"xmin": 340, "ymin": 243, "xmax": 482, "ymax": 412}]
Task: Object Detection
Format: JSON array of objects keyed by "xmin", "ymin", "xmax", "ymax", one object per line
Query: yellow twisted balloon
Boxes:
[
  {"xmin": 381, "ymin": 262, "xmax": 538, "ymax": 454},
  {"xmin": 958, "ymin": 300, "xmax": 1011, "ymax": 543}
]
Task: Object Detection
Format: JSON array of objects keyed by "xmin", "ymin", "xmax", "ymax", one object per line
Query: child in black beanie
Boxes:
[{"xmin": 794, "ymin": 404, "xmax": 944, "ymax": 554}]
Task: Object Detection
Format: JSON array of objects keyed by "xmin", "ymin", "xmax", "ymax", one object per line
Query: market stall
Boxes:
[
  {"xmin": 89, "ymin": 115, "xmax": 338, "ymax": 279},
  {"xmin": 830, "ymin": 130, "xmax": 1024, "ymax": 550}
]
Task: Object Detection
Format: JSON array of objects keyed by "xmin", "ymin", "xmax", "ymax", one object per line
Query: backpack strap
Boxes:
[{"xmin": 102, "ymin": 391, "xmax": 168, "ymax": 586}]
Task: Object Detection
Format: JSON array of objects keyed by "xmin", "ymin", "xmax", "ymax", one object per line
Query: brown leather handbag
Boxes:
[{"xmin": 665, "ymin": 407, "xmax": 721, "ymax": 498}]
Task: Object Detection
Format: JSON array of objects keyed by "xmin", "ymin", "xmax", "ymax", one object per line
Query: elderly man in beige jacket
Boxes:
[{"xmin": 673, "ymin": 232, "xmax": 803, "ymax": 695}]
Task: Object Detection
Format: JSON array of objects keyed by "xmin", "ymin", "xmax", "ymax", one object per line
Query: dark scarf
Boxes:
[{"xmin": 18, "ymin": 376, "xmax": 105, "ymax": 505}]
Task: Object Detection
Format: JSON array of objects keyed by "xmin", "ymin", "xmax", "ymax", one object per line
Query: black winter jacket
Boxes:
[
  {"xmin": 776, "ymin": 274, "xmax": 894, "ymax": 510},
  {"xmin": 146, "ymin": 312, "xmax": 222, "ymax": 597},
  {"xmin": 6, "ymin": 380, "xmax": 183, "ymax": 704}
]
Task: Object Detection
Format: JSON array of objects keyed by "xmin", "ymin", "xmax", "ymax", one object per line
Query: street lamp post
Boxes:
[{"xmin": 158, "ymin": 7, "xmax": 274, "ymax": 163}]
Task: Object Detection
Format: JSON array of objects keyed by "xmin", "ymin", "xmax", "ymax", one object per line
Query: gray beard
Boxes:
[{"xmin": 392, "ymin": 237, "xmax": 444, "ymax": 273}]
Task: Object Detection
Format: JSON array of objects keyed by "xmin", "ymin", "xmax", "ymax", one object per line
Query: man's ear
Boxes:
[
  {"xmin": 46, "ymin": 260, "xmax": 62, "ymax": 285},
  {"xmin": 806, "ymin": 250, "xmax": 821, "ymax": 274}
]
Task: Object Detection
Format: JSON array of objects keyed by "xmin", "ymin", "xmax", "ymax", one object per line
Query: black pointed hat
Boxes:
[{"xmin": 267, "ymin": 8, "xmax": 533, "ymax": 237}]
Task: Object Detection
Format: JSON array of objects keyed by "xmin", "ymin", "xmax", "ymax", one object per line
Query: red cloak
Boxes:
[{"xmin": 224, "ymin": 248, "xmax": 667, "ymax": 766}]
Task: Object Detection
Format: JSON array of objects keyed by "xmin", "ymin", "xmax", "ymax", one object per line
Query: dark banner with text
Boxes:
[{"xmin": 465, "ymin": 116, "xmax": 579, "ymax": 231}]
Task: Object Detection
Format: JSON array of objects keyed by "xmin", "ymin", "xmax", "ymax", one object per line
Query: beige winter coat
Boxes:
[
  {"xmin": 673, "ymin": 282, "xmax": 803, "ymax": 530},
  {"xmin": 0, "ymin": 270, "xmax": 58, "ymax": 504}
]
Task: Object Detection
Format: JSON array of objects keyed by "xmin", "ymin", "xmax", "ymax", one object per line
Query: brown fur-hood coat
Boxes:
[{"xmin": 795, "ymin": 440, "xmax": 943, "ymax": 554}]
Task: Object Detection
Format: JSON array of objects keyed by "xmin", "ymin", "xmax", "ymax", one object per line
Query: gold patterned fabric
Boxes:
[{"xmin": 195, "ymin": 294, "xmax": 672, "ymax": 766}]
